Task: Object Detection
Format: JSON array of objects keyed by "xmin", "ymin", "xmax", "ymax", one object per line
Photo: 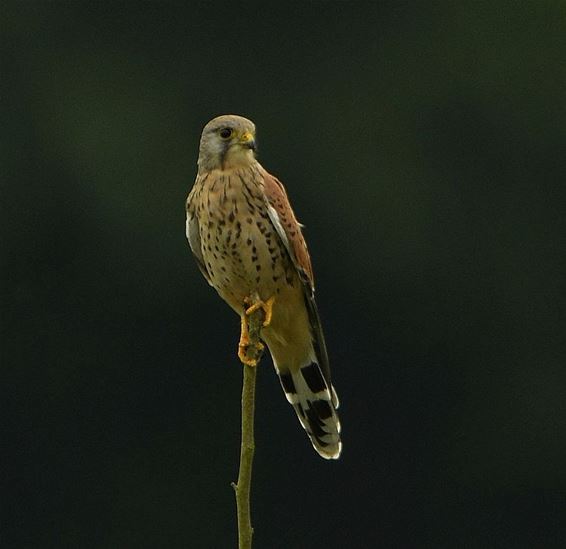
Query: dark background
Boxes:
[{"xmin": 2, "ymin": 2, "xmax": 566, "ymax": 547}]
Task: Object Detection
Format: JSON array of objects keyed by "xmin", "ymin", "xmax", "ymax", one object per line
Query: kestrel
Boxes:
[{"xmin": 185, "ymin": 115, "xmax": 341, "ymax": 459}]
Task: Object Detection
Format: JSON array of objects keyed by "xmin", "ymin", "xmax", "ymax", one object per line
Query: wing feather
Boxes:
[
  {"xmin": 186, "ymin": 181, "xmax": 213, "ymax": 285},
  {"xmin": 261, "ymin": 172, "xmax": 314, "ymax": 287},
  {"xmin": 261, "ymin": 170, "xmax": 332, "ymax": 386}
]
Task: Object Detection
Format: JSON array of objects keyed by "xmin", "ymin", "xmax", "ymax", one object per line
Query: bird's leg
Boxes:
[
  {"xmin": 238, "ymin": 308, "xmax": 264, "ymax": 367},
  {"xmin": 239, "ymin": 314, "xmax": 250, "ymax": 348},
  {"xmin": 244, "ymin": 296, "xmax": 276, "ymax": 327}
]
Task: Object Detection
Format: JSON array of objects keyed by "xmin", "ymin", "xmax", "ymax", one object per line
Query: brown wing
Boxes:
[
  {"xmin": 261, "ymin": 171, "xmax": 314, "ymax": 288},
  {"xmin": 261, "ymin": 169, "xmax": 332, "ymax": 387},
  {"xmin": 186, "ymin": 180, "xmax": 213, "ymax": 285}
]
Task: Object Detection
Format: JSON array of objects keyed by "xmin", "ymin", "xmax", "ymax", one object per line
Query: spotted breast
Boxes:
[{"xmin": 187, "ymin": 164, "xmax": 297, "ymax": 313}]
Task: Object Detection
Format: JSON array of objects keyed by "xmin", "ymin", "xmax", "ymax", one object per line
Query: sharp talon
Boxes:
[
  {"xmin": 244, "ymin": 296, "xmax": 276, "ymax": 327},
  {"xmin": 238, "ymin": 345, "xmax": 258, "ymax": 367},
  {"xmin": 238, "ymin": 340, "xmax": 263, "ymax": 352},
  {"xmin": 238, "ymin": 340, "xmax": 263, "ymax": 366}
]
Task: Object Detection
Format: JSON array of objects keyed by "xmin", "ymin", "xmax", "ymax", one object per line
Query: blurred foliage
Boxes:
[{"xmin": 2, "ymin": 2, "xmax": 566, "ymax": 547}]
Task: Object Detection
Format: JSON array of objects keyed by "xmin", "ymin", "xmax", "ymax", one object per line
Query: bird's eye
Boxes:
[{"xmin": 219, "ymin": 128, "xmax": 233, "ymax": 139}]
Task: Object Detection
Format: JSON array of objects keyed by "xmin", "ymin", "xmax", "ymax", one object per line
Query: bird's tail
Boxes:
[{"xmin": 277, "ymin": 361, "xmax": 342, "ymax": 459}]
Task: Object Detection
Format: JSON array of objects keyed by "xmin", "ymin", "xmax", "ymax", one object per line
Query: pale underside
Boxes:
[{"xmin": 186, "ymin": 162, "xmax": 315, "ymax": 370}]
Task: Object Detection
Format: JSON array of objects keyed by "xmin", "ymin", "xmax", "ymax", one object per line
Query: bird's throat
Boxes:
[{"xmin": 220, "ymin": 147, "xmax": 256, "ymax": 171}]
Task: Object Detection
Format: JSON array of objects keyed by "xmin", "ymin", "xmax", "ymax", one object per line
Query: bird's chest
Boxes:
[{"xmin": 197, "ymin": 176, "xmax": 294, "ymax": 306}]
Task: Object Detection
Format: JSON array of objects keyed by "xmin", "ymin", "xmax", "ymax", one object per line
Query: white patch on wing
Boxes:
[
  {"xmin": 266, "ymin": 204, "xmax": 291, "ymax": 255},
  {"xmin": 186, "ymin": 213, "xmax": 200, "ymax": 256},
  {"xmin": 185, "ymin": 214, "xmax": 191, "ymax": 241}
]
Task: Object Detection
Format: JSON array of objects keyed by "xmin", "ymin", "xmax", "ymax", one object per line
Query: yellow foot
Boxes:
[
  {"xmin": 238, "ymin": 314, "xmax": 264, "ymax": 366},
  {"xmin": 244, "ymin": 296, "xmax": 276, "ymax": 327},
  {"xmin": 238, "ymin": 343, "xmax": 264, "ymax": 367}
]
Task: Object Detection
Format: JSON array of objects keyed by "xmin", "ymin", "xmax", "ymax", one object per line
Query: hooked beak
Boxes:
[{"xmin": 240, "ymin": 131, "xmax": 257, "ymax": 151}]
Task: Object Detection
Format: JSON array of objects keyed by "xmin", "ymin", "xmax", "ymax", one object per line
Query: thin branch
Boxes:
[{"xmin": 232, "ymin": 307, "xmax": 264, "ymax": 549}]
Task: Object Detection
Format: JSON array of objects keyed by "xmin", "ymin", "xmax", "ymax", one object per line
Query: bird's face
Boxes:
[{"xmin": 198, "ymin": 114, "xmax": 257, "ymax": 172}]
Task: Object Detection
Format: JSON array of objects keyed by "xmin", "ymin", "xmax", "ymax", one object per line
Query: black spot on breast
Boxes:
[{"xmin": 228, "ymin": 211, "xmax": 235, "ymax": 222}]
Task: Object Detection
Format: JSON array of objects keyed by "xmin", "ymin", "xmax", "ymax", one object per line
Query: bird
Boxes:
[{"xmin": 185, "ymin": 114, "xmax": 341, "ymax": 459}]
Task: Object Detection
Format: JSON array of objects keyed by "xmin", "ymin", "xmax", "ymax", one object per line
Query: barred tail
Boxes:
[{"xmin": 278, "ymin": 362, "xmax": 342, "ymax": 459}]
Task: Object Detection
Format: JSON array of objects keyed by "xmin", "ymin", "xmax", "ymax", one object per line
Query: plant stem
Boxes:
[{"xmin": 232, "ymin": 308, "xmax": 264, "ymax": 549}]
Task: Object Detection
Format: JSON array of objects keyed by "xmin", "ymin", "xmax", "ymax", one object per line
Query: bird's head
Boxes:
[{"xmin": 198, "ymin": 114, "xmax": 257, "ymax": 172}]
